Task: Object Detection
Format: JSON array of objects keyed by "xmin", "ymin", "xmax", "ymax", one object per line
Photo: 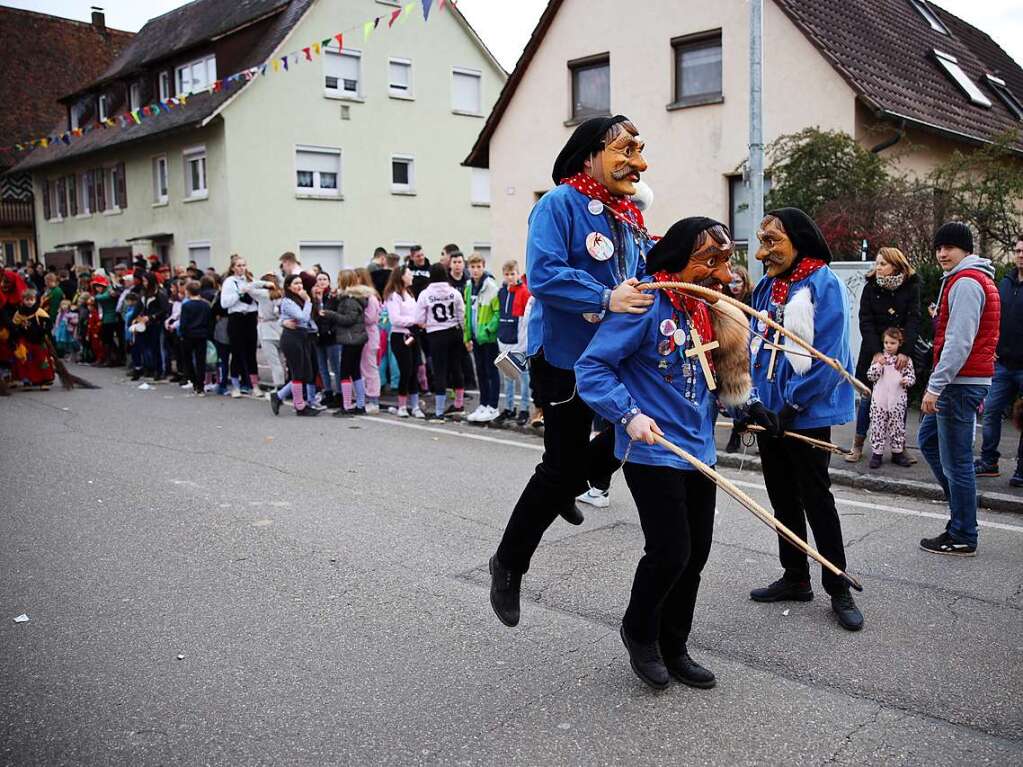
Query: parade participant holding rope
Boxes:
[
  {"xmin": 575, "ymin": 217, "xmax": 769, "ymax": 689},
  {"xmin": 488, "ymin": 115, "xmax": 655, "ymax": 628},
  {"xmin": 745, "ymin": 208, "xmax": 863, "ymax": 631}
]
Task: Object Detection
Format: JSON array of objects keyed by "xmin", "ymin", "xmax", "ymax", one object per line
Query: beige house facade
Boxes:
[
  {"xmin": 465, "ymin": 0, "xmax": 1023, "ymax": 261},
  {"xmin": 17, "ymin": 0, "xmax": 505, "ymax": 276}
]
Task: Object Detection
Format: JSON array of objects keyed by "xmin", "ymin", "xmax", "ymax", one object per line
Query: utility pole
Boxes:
[{"xmin": 748, "ymin": 0, "xmax": 765, "ymax": 283}]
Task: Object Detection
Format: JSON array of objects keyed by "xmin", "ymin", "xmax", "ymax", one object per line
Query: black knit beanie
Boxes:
[{"xmin": 933, "ymin": 222, "xmax": 974, "ymax": 254}]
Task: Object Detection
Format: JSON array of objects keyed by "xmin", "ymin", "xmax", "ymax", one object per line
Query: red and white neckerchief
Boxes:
[
  {"xmin": 770, "ymin": 258, "xmax": 827, "ymax": 305},
  {"xmin": 653, "ymin": 270, "xmax": 715, "ymax": 358},
  {"xmin": 559, "ymin": 173, "xmax": 648, "ymax": 236}
]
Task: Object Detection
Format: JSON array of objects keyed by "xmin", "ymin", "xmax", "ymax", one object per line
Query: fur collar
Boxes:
[{"xmin": 709, "ymin": 299, "xmax": 752, "ymax": 407}]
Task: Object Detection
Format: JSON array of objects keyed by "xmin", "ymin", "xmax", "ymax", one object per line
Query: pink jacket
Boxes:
[
  {"xmin": 363, "ymin": 294, "xmax": 381, "ymax": 351},
  {"xmin": 385, "ymin": 291, "xmax": 417, "ymax": 335}
]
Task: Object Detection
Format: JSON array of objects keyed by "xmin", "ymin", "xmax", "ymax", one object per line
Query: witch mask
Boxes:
[
  {"xmin": 586, "ymin": 121, "xmax": 647, "ymax": 197},
  {"xmin": 755, "ymin": 215, "xmax": 797, "ymax": 278}
]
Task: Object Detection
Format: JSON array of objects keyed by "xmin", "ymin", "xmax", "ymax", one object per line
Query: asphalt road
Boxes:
[{"xmin": 3, "ymin": 366, "xmax": 1022, "ymax": 766}]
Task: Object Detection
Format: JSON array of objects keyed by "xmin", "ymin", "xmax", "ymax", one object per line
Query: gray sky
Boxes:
[{"xmin": 3, "ymin": 0, "xmax": 1021, "ymax": 73}]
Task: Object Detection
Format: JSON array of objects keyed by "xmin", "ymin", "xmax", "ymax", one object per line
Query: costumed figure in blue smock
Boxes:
[
  {"xmin": 575, "ymin": 217, "xmax": 778, "ymax": 690},
  {"xmin": 744, "ymin": 208, "xmax": 863, "ymax": 631},
  {"xmin": 489, "ymin": 115, "xmax": 657, "ymax": 628}
]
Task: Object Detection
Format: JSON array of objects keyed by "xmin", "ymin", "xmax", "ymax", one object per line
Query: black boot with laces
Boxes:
[{"xmin": 489, "ymin": 555, "xmax": 522, "ymax": 627}]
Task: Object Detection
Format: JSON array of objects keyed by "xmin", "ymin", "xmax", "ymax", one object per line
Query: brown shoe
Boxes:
[{"xmin": 844, "ymin": 435, "xmax": 865, "ymax": 463}]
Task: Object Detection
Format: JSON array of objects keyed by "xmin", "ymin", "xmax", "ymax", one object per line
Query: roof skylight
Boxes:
[
  {"xmin": 985, "ymin": 74, "xmax": 1023, "ymax": 121},
  {"xmin": 909, "ymin": 0, "xmax": 950, "ymax": 35},
  {"xmin": 933, "ymin": 50, "xmax": 993, "ymax": 108}
]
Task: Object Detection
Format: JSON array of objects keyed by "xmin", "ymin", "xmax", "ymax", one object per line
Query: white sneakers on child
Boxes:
[
  {"xmin": 411, "ymin": 407, "xmax": 427, "ymax": 419},
  {"xmin": 365, "ymin": 403, "xmax": 380, "ymax": 414},
  {"xmin": 577, "ymin": 487, "xmax": 611, "ymax": 509},
  {"xmin": 467, "ymin": 405, "xmax": 500, "ymax": 423}
]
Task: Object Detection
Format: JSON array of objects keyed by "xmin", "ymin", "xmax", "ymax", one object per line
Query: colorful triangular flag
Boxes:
[
  {"xmin": 335, "ymin": 32, "xmax": 344, "ymax": 50},
  {"xmin": 363, "ymin": 20, "xmax": 373, "ymax": 40},
  {"xmin": 389, "ymin": 8, "xmax": 401, "ymax": 26},
  {"xmin": 422, "ymin": 0, "xmax": 433, "ymax": 20}
]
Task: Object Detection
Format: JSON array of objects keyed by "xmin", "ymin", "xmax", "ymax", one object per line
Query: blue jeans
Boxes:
[
  {"xmin": 472, "ymin": 342, "xmax": 500, "ymax": 409},
  {"xmin": 979, "ymin": 363, "xmax": 1023, "ymax": 465},
  {"xmin": 502, "ymin": 369, "xmax": 531, "ymax": 412},
  {"xmin": 316, "ymin": 344, "xmax": 342, "ymax": 393},
  {"xmin": 855, "ymin": 395, "xmax": 870, "ymax": 439},
  {"xmin": 917, "ymin": 384, "xmax": 988, "ymax": 546}
]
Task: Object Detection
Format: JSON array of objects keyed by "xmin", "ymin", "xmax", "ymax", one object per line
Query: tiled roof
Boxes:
[
  {"xmin": 464, "ymin": 0, "xmax": 1023, "ymax": 168},
  {"xmin": 0, "ymin": 7, "xmax": 133, "ymax": 172},
  {"xmin": 774, "ymin": 0, "xmax": 1023, "ymax": 150},
  {"xmin": 10, "ymin": 0, "xmax": 315, "ymax": 174}
]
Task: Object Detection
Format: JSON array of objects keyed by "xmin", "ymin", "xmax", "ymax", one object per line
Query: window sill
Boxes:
[
  {"xmin": 452, "ymin": 109, "xmax": 484, "ymax": 118},
  {"xmin": 152, "ymin": 200, "xmax": 169, "ymax": 208},
  {"xmin": 666, "ymin": 95, "xmax": 724, "ymax": 111},
  {"xmin": 102, "ymin": 208, "xmax": 123, "ymax": 217},
  {"xmin": 391, "ymin": 189, "xmax": 416, "ymax": 196},
  {"xmin": 323, "ymin": 91, "xmax": 364, "ymax": 102},
  {"xmin": 183, "ymin": 194, "xmax": 208, "ymax": 204},
  {"xmin": 389, "ymin": 92, "xmax": 415, "ymax": 101},
  {"xmin": 295, "ymin": 193, "xmax": 344, "ymax": 201},
  {"xmin": 564, "ymin": 113, "xmax": 609, "ymax": 126},
  {"xmin": 471, "ymin": 202, "xmax": 491, "ymax": 208}
]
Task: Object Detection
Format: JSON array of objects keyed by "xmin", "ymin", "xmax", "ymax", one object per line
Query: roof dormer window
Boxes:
[
  {"xmin": 985, "ymin": 74, "xmax": 1023, "ymax": 121},
  {"xmin": 909, "ymin": 0, "xmax": 949, "ymax": 35},
  {"xmin": 932, "ymin": 50, "xmax": 992, "ymax": 108}
]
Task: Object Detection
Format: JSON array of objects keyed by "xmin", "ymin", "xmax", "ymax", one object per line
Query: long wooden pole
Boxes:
[
  {"xmin": 641, "ymin": 282, "xmax": 871, "ymax": 398},
  {"xmin": 652, "ymin": 434, "xmax": 864, "ymax": 592},
  {"xmin": 717, "ymin": 422, "xmax": 851, "ymax": 456}
]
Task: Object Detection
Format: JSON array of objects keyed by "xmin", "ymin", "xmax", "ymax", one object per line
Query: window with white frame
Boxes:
[
  {"xmin": 159, "ymin": 71, "xmax": 171, "ymax": 101},
  {"xmin": 77, "ymin": 172, "xmax": 91, "ymax": 215},
  {"xmin": 985, "ymin": 74, "xmax": 1023, "ymax": 120},
  {"xmin": 70, "ymin": 102, "xmax": 82, "ymax": 131},
  {"xmin": 184, "ymin": 146, "xmax": 208, "ymax": 199},
  {"xmin": 389, "ymin": 58, "xmax": 412, "ymax": 98},
  {"xmin": 130, "ymin": 82, "xmax": 141, "ymax": 111},
  {"xmin": 393, "ymin": 242, "xmax": 415, "ymax": 258},
  {"xmin": 187, "ymin": 241, "xmax": 212, "ymax": 270},
  {"xmin": 471, "ymin": 168, "xmax": 490, "ymax": 206},
  {"xmin": 452, "ymin": 68, "xmax": 482, "ymax": 114},
  {"xmin": 153, "ymin": 155, "xmax": 168, "ymax": 203},
  {"xmin": 295, "ymin": 146, "xmax": 341, "ymax": 197},
  {"xmin": 391, "ymin": 155, "xmax": 415, "ymax": 194},
  {"xmin": 325, "ymin": 47, "xmax": 361, "ymax": 97},
  {"xmin": 105, "ymin": 164, "xmax": 127, "ymax": 210},
  {"xmin": 98, "ymin": 94, "xmax": 108, "ymax": 121},
  {"xmin": 472, "ymin": 243, "xmax": 492, "ymax": 263},
  {"xmin": 299, "ymin": 242, "xmax": 345, "ymax": 275},
  {"xmin": 932, "ymin": 49, "xmax": 992, "ymax": 107},
  {"xmin": 176, "ymin": 55, "xmax": 217, "ymax": 96},
  {"xmin": 909, "ymin": 0, "xmax": 950, "ymax": 34}
]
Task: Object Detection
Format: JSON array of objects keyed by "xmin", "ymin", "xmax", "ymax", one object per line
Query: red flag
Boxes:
[
  {"xmin": 303, "ymin": 47, "xmax": 311, "ymax": 61},
  {"xmin": 334, "ymin": 32, "xmax": 343, "ymax": 50},
  {"xmin": 389, "ymin": 8, "xmax": 401, "ymax": 26},
  {"xmin": 438, "ymin": 0, "xmax": 445, "ymax": 8}
]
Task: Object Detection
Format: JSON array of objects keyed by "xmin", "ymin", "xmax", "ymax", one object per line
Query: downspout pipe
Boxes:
[{"xmin": 870, "ymin": 119, "xmax": 906, "ymax": 154}]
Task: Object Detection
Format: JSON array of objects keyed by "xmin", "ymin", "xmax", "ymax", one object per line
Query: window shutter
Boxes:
[
  {"xmin": 116, "ymin": 162, "xmax": 128, "ymax": 209},
  {"xmin": 56, "ymin": 177, "xmax": 67, "ymax": 218},
  {"xmin": 95, "ymin": 169, "xmax": 106, "ymax": 212},
  {"xmin": 86, "ymin": 171, "xmax": 96, "ymax": 212},
  {"xmin": 68, "ymin": 175, "xmax": 78, "ymax": 216},
  {"xmin": 42, "ymin": 180, "xmax": 51, "ymax": 220},
  {"xmin": 452, "ymin": 71, "xmax": 481, "ymax": 113}
]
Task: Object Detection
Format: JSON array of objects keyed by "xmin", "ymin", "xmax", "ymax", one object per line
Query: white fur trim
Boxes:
[
  {"xmin": 629, "ymin": 180, "xmax": 654, "ymax": 212},
  {"xmin": 783, "ymin": 288, "xmax": 814, "ymax": 375}
]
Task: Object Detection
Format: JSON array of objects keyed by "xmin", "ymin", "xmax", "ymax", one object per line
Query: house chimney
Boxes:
[{"xmin": 91, "ymin": 6, "xmax": 105, "ymax": 32}]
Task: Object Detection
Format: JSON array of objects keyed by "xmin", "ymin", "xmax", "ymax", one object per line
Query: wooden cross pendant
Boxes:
[
  {"xmin": 685, "ymin": 323, "xmax": 719, "ymax": 391},
  {"xmin": 766, "ymin": 329, "xmax": 782, "ymax": 381}
]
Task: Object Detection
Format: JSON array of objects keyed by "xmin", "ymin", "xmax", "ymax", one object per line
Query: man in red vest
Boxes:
[{"xmin": 919, "ymin": 222, "xmax": 1000, "ymax": 556}]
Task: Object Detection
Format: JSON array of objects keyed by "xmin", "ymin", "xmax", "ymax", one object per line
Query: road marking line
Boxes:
[{"xmin": 358, "ymin": 416, "xmax": 1023, "ymax": 533}]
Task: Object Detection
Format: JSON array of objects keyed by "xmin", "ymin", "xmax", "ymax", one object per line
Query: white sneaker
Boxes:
[
  {"xmin": 411, "ymin": 407, "xmax": 426, "ymax": 419},
  {"xmin": 395, "ymin": 406, "xmax": 409, "ymax": 418},
  {"xmin": 466, "ymin": 405, "xmax": 487, "ymax": 422},
  {"xmin": 230, "ymin": 387, "xmax": 242, "ymax": 399},
  {"xmin": 478, "ymin": 405, "xmax": 500, "ymax": 422},
  {"xmin": 365, "ymin": 403, "xmax": 380, "ymax": 414},
  {"xmin": 180, "ymin": 382, "xmax": 192, "ymax": 389},
  {"xmin": 577, "ymin": 487, "xmax": 610, "ymax": 509}
]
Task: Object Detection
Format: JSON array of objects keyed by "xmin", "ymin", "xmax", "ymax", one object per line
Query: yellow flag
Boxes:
[
  {"xmin": 313, "ymin": 41, "xmax": 321, "ymax": 55},
  {"xmin": 272, "ymin": 59, "xmax": 281, "ymax": 72},
  {"xmin": 363, "ymin": 20, "xmax": 373, "ymax": 40}
]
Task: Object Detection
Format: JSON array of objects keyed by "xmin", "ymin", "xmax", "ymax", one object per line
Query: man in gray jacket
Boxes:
[{"xmin": 918, "ymin": 222, "xmax": 1001, "ymax": 556}]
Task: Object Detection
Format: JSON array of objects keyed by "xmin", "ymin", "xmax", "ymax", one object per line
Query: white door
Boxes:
[{"xmin": 300, "ymin": 242, "xmax": 345, "ymax": 278}]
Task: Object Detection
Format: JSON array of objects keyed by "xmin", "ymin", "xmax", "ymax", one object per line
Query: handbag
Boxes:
[
  {"xmin": 205, "ymin": 341, "xmax": 218, "ymax": 367},
  {"xmin": 911, "ymin": 337, "xmax": 933, "ymax": 374}
]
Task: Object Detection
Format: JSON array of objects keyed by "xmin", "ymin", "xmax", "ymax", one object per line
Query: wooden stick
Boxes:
[
  {"xmin": 716, "ymin": 422, "xmax": 851, "ymax": 456},
  {"xmin": 652, "ymin": 433, "xmax": 863, "ymax": 592},
  {"xmin": 641, "ymin": 282, "xmax": 871, "ymax": 398}
]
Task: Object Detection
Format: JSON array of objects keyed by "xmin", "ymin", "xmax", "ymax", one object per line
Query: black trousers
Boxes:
[
  {"xmin": 340, "ymin": 342, "xmax": 364, "ymax": 381},
  {"xmin": 757, "ymin": 428, "xmax": 849, "ymax": 596},
  {"xmin": 459, "ymin": 343, "xmax": 477, "ymax": 389},
  {"xmin": 622, "ymin": 463, "xmax": 715, "ymax": 646},
  {"xmin": 496, "ymin": 353, "xmax": 621, "ymax": 573},
  {"xmin": 180, "ymin": 337, "xmax": 207, "ymax": 392},
  {"xmin": 429, "ymin": 327, "xmax": 465, "ymax": 394},
  {"xmin": 390, "ymin": 332, "xmax": 419, "ymax": 396},
  {"xmin": 227, "ymin": 311, "xmax": 259, "ymax": 384}
]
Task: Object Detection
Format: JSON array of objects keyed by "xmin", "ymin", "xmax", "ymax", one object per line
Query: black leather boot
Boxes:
[
  {"xmin": 559, "ymin": 502, "xmax": 584, "ymax": 526},
  {"xmin": 661, "ymin": 644, "xmax": 717, "ymax": 689},
  {"xmin": 489, "ymin": 555, "xmax": 522, "ymax": 627},
  {"xmin": 619, "ymin": 624, "xmax": 669, "ymax": 690},
  {"xmin": 831, "ymin": 590, "xmax": 864, "ymax": 631}
]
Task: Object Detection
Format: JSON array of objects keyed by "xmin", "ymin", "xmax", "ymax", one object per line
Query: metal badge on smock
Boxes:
[
  {"xmin": 586, "ymin": 232, "xmax": 615, "ymax": 261},
  {"xmin": 659, "ymin": 319, "xmax": 677, "ymax": 337},
  {"xmin": 582, "ymin": 312, "xmax": 602, "ymax": 324},
  {"xmin": 587, "ymin": 199, "xmax": 604, "ymax": 216},
  {"xmin": 658, "ymin": 339, "xmax": 673, "ymax": 356}
]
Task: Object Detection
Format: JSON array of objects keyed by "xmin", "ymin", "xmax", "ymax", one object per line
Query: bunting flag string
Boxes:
[{"xmin": 0, "ymin": 0, "xmax": 457, "ymax": 156}]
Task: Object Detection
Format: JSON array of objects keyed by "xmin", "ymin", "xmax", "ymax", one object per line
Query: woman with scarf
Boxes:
[{"xmin": 847, "ymin": 247, "xmax": 921, "ymax": 463}]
